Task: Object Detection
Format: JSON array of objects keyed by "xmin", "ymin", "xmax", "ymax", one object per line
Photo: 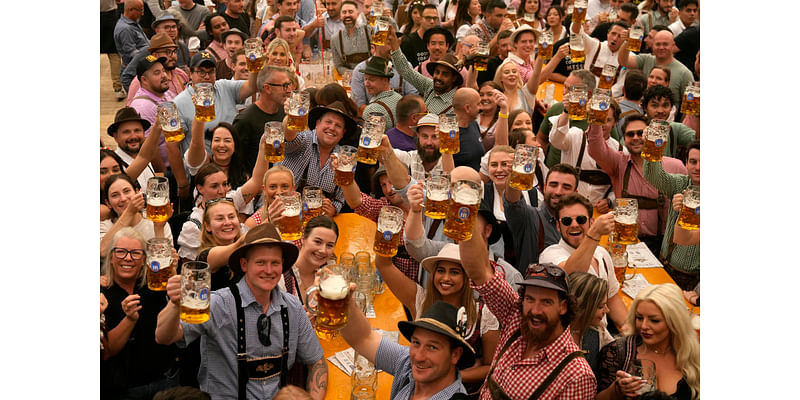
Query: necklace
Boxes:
[{"xmin": 643, "ymin": 342, "xmax": 672, "ymax": 355}]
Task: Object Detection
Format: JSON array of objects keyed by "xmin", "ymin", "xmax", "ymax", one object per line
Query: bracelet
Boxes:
[
  {"xmin": 498, "ymin": 112, "xmax": 509, "ymax": 119},
  {"xmin": 585, "ymin": 233, "xmax": 601, "ymax": 242}
]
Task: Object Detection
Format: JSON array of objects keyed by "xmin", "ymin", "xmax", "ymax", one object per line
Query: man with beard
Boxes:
[
  {"xmin": 468, "ymin": 0, "xmax": 513, "ymax": 51},
  {"xmin": 400, "ymin": 4, "xmax": 440, "ymax": 67},
  {"xmin": 222, "ymin": 0, "xmax": 250, "ymax": 35},
  {"xmin": 123, "ymin": 33, "xmax": 190, "ymax": 101},
  {"xmin": 503, "ymin": 164, "xmax": 580, "ymax": 274},
  {"xmin": 414, "ymin": 27, "xmax": 458, "ymax": 80},
  {"xmin": 130, "ymin": 55, "xmax": 173, "ymax": 170},
  {"xmin": 351, "ymin": 42, "xmax": 420, "ymax": 108},
  {"xmin": 203, "ymin": 13, "xmax": 231, "ymax": 62},
  {"xmin": 457, "ymin": 205, "xmax": 596, "ymax": 399},
  {"xmin": 389, "ymin": 113, "xmax": 447, "ymax": 182},
  {"xmin": 571, "ymin": 20, "xmax": 630, "ymax": 98},
  {"xmin": 150, "ymin": 14, "xmax": 191, "ymax": 71},
  {"xmin": 110, "ymin": 107, "xmax": 158, "ymax": 188},
  {"xmin": 619, "ymin": 29, "xmax": 695, "ymax": 112},
  {"xmin": 539, "ymin": 192, "xmax": 628, "ymax": 330},
  {"xmin": 302, "ymin": 0, "xmax": 345, "ymax": 50},
  {"xmin": 384, "ymin": 95, "xmax": 426, "ymax": 151},
  {"xmin": 215, "ymin": 28, "xmax": 248, "ymax": 80},
  {"xmin": 451, "ymin": 88, "xmax": 485, "ymax": 171},
  {"xmin": 361, "ymin": 57, "xmax": 403, "ymax": 132},
  {"xmin": 587, "ymin": 114, "xmax": 686, "ymax": 255},
  {"xmin": 637, "ymin": 0, "xmax": 678, "ymax": 35},
  {"xmin": 331, "ymin": 1, "xmax": 372, "ymax": 74}
]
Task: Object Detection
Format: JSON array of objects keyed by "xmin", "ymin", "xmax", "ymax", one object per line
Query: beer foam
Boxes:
[
  {"xmin": 614, "ymin": 214, "xmax": 637, "ymax": 224},
  {"xmin": 148, "ymin": 197, "xmax": 169, "ymax": 206},
  {"xmin": 452, "ymin": 189, "xmax": 479, "ymax": 205},
  {"xmin": 376, "ymin": 221, "xmax": 401, "ymax": 233},
  {"xmin": 320, "ymin": 274, "xmax": 349, "ymax": 300},
  {"xmin": 427, "ymin": 192, "xmax": 449, "ymax": 202},
  {"xmin": 683, "ymin": 199, "xmax": 700, "ymax": 208},
  {"xmin": 182, "ymin": 296, "xmax": 209, "ymax": 308},
  {"xmin": 283, "ymin": 203, "xmax": 301, "ymax": 216}
]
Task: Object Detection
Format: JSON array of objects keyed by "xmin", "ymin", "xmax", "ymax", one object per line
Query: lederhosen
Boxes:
[
  {"xmin": 339, "ymin": 25, "xmax": 371, "ymax": 67},
  {"xmin": 575, "ymin": 132, "xmax": 614, "ymax": 200},
  {"xmin": 229, "ymin": 284, "xmax": 290, "ymax": 400},
  {"xmin": 484, "ymin": 330, "xmax": 585, "ymax": 399},
  {"xmin": 587, "ymin": 43, "xmax": 621, "ymax": 84},
  {"xmin": 462, "ymin": 301, "xmax": 485, "ymax": 400},
  {"xmin": 621, "ymin": 161, "xmax": 665, "ymax": 235}
]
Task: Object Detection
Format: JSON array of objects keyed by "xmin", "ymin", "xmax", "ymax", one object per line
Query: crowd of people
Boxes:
[{"xmin": 100, "ymin": 0, "xmax": 700, "ymax": 398}]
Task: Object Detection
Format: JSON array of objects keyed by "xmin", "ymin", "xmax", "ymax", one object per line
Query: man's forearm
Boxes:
[
  {"xmin": 306, "ymin": 357, "xmax": 328, "ymax": 400},
  {"xmin": 155, "ymin": 302, "xmax": 183, "ymax": 345},
  {"xmin": 561, "ymin": 239, "xmax": 597, "ymax": 274},
  {"xmin": 458, "ymin": 213, "xmax": 493, "ymax": 285}
]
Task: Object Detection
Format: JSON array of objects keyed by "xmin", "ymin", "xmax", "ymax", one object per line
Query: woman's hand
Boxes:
[
  {"xmin": 121, "ymin": 294, "xmax": 142, "ymax": 322},
  {"xmin": 321, "ymin": 198, "xmax": 336, "ymax": 217},
  {"xmin": 120, "ymin": 191, "xmax": 146, "ymax": 226},
  {"xmin": 614, "ymin": 370, "xmax": 644, "ymax": 398},
  {"xmin": 268, "ymin": 195, "xmax": 286, "ymax": 223}
]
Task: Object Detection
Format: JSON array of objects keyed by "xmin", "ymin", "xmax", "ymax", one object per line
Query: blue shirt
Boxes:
[
  {"xmin": 351, "ymin": 59, "xmax": 420, "ymax": 107},
  {"xmin": 179, "ymin": 278, "xmax": 323, "ymax": 399},
  {"xmin": 114, "ymin": 15, "xmax": 149, "ymax": 66},
  {"xmin": 173, "ymin": 80, "xmax": 245, "ymax": 156},
  {"xmin": 375, "ymin": 337, "xmax": 467, "ymax": 400},
  {"xmin": 277, "ymin": 130, "xmax": 346, "ymax": 212}
]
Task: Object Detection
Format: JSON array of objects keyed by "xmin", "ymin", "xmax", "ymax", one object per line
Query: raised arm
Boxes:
[
  {"xmin": 155, "ymin": 274, "xmax": 185, "ymax": 345},
  {"xmin": 126, "ymin": 121, "xmax": 162, "ymax": 181},
  {"xmin": 642, "ymin": 159, "xmax": 684, "ymax": 196},
  {"xmin": 525, "ymin": 56, "xmax": 545, "ymax": 95},
  {"xmin": 339, "ymin": 283, "xmax": 383, "ymax": 364},
  {"xmin": 586, "ymin": 124, "xmax": 621, "ymax": 177},
  {"xmin": 205, "ymin": 234, "xmax": 247, "ymax": 273},
  {"xmin": 388, "ymin": 25, "xmax": 433, "ymax": 95},
  {"xmin": 239, "ymin": 135, "xmax": 269, "ymax": 204},
  {"xmin": 375, "ymin": 254, "xmax": 418, "ymax": 316},
  {"xmin": 403, "ymin": 183, "xmax": 426, "ymax": 242},
  {"xmin": 538, "ymin": 43, "xmax": 569, "ymax": 84},
  {"xmin": 100, "ymin": 192, "xmax": 146, "ymax": 256},
  {"xmin": 377, "ymin": 135, "xmax": 412, "ymax": 191},
  {"xmin": 617, "ymin": 27, "xmax": 639, "ymax": 70},
  {"xmin": 186, "ymin": 117, "xmax": 210, "ymax": 169},
  {"xmin": 238, "ymin": 64, "xmax": 259, "ymax": 102},
  {"xmin": 548, "ymin": 109, "xmax": 574, "ymax": 151},
  {"xmin": 559, "ymin": 212, "xmax": 614, "ymax": 274},
  {"xmin": 493, "ymin": 90, "xmax": 509, "ymax": 146}
]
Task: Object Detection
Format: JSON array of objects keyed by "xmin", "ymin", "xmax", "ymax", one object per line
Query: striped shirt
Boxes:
[
  {"xmin": 363, "ymin": 90, "xmax": 402, "ymax": 132},
  {"xmin": 642, "ymin": 159, "xmax": 699, "ymax": 273},
  {"xmin": 391, "ymin": 49, "xmax": 457, "ymax": 115},
  {"xmin": 278, "ymin": 130, "xmax": 346, "ymax": 212}
]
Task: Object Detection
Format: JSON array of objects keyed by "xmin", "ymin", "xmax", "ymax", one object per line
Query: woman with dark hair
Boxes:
[
  {"xmin": 453, "ymin": 0, "xmax": 481, "ymax": 40},
  {"xmin": 545, "ymin": 6, "xmax": 567, "ymax": 41},
  {"xmin": 100, "ymin": 174, "xmax": 174, "ymax": 258},
  {"xmin": 517, "ymin": 0, "xmax": 545, "ymax": 30},
  {"xmin": 478, "ymin": 81, "xmax": 503, "ymax": 150},
  {"xmin": 279, "ymin": 216, "xmax": 339, "ymax": 306},
  {"xmin": 185, "ymin": 118, "xmax": 250, "ymax": 190},
  {"xmin": 399, "ymin": 1, "xmax": 426, "ymax": 37},
  {"xmin": 315, "ymin": 83, "xmax": 359, "ymax": 117}
]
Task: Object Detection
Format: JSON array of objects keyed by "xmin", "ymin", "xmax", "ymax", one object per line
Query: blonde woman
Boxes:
[
  {"xmin": 490, "ymin": 56, "xmax": 543, "ymax": 116},
  {"xmin": 264, "ymin": 38, "xmax": 304, "ymax": 89},
  {"xmin": 596, "ymin": 283, "xmax": 700, "ymax": 400}
]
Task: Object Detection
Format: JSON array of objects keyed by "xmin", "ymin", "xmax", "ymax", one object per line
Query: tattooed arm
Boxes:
[{"xmin": 306, "ymin": 356, "xmax": 328, "ymax": 400}]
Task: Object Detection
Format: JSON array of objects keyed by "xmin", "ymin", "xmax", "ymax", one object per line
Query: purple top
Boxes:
[{"xmin": 386, "ymin": 127, "xmax": 417, "ymax": 152}]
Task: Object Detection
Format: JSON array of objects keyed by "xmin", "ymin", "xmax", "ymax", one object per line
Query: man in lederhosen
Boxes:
[
  {"xmin": 155, "ymin": 223, "xmax": 328, "ymax": 399},
  {"xmin": 361, "ymin": 56, "xmax": 402, "ymax": 132},
  {"xmin": 331, "ymin": 1, "xmax": 372, "ymax": 75},
  {"xmin": 570, "ymin": 20, "xmax": 630, "ymax": 98}
]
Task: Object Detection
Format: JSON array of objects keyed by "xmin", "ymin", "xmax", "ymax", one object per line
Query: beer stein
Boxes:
[
  {"xmin": 567, "ymin": 84, "xmax": 588, "ymax": 121},
  {"xmin": 424, "ymin": 172, "xmax": 450, "ymax": 220},
  {"xmin": 373, "ymin": 206, "xmax": 404, "ymax": 257},
  {"xmin": 573, "ymin": 0, "xmax": 588, "ymax": 24},
  {"xmin": 628, "ymin": 25, "xmax": 644, "ymax": 52},
  {"xmin": 474, "ymin": 42, "xmax": 490, "ymax": 71},
  {"xmin": 438, "ymin": 113, "xmax": 459, "ymax": 154},
  {"xmin": 146, "ymin": 237, "xmax": 174, "ymax": 291},
  {"xmin": 598, "ymin": 64, "xmax": 617, "ymax": 90},
  {"xmin": 641, "ymin": 120, "xmax": 670, "ymax": 162},
  {"xmin": 538, "ymin": 30, "xmax": 554, "ymax": 61},
  {"xmin": 181, "ymin": 261, "xmax": 211, "ymax": 324},
  {"xmin": 244, "ymin": 37, "xmax": 265, "ymax": 73},
  {"xmin": 614, "ymin": 198, "xmax": 638, "ymax": 245},
  {"xmin": 357, "ymin": 115, "xmax": 385, "ymax": 164},
  {"xmin": 193, "ymin": 83, "xmax": 215, "ymax": 122},
  {"xmin": 302, "ymin": 186, "xmax": 324, "ymax": 225},
  {"xmin": 146, "ymin": 176, "xmax": 170, "ymax": 222},
  {"xmin": 677, "ymin": 185, "xmax": 699, "ymax": 230},
  {"xmin": 587, "ymin": 89, "xmax": 611, "ymax": 126},
  {"xmin": 277, "ymin": 192, "xmax": 303, "ymax": 240},
  {"xmin": 569, "ymin": 33, "xmax": 585, "ymax": 63},
  {"xmin": 263, "ymin": 121, "xmax": 285, "ymax": 163},
  {"xmin": 315, "ymin": 265, "xmax": 350, "ymax": 337},
  {"xmin": 372, "ymin": 16, "xmax": 391, "ymax": 46},
  {"xmin": 351, "ymin": 351, "xmax": 378, "ymax": 399},
  {"xmin": 443, "ymin": 180, "xmax": 483, "ymax": 241},
  {"xmin": 157, "ymin": 101, "xmax": 185, "ymax": 143},
  {"xmin": 508, "ymin": 144, "xmax": 538, "ymax": 191},
  {"xmin": 334, "ymin": 145, "xmax": 358, "ymax": 186},
  {"xmin": 287, "ymin": 90, "xmax": 310, "ymax": 131}
]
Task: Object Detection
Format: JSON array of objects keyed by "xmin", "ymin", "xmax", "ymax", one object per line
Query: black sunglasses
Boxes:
[
  {"xmin": 258, "ymin": 314, "xmax": 272, "ymax": 347},
  {"xmin": 525, "ymin": 263, "xmax": 566, "ymax": 279},
  {"xmin": 560, "ymin": 215, "xmax": 588, "ymax": 226},
  {"xmin": 625, "ymin": 129, "xmax": 645, "ymax": 138}
]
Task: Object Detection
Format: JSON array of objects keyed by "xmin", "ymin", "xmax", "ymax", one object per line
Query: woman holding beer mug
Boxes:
[
  {"xmin": 595, "ymin": 284, "xmax": 700, "ymax": 400},
  {"xmin": 374, "ymin": 246, "xmax": 500, "ymax": 396},
  {"xmin": 245, "ymin": 165, "xmax": 296, "ymax": 228},
  {"xmin": 279, "ymin": 216, "xmax": 339, "ymax": 307},
  {"xmin": 100, "ymin": 174, "xmax": 174, "ymax": 258},
  {"xmin": 185, "ymin": 118, "xmax": 250, "ymax": 190},
  {"xmin": 517, "ymin": 0, "xmax": 545, "ymax": 30},
  {"xmin": 100, "ymin": 228, "xmax": 180, "ymax": 398},
  {"xmin": 197, "ymin": 198, "xmax": 251, "ymax": 290},
  {"xmin": 567, "ymin": 271, "xmax": 614, "ymax": 373}
]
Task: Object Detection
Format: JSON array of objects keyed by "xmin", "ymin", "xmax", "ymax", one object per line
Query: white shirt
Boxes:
[
  {"xmin": 115, "ymin": 148, "xmax": 156, "ymax": 190},
  {"xmin": 539, "ymin": 238, "xmax": 620, "ymax": 299},
  {"xmin": 578, "ymin": 27, "xmax": 626, "ymax": 98},
  {"xmin": 393, "ymin": 149, "xmax": 444, "ymax": 182},
  {"xmin": 587, "ymin": 0, "xmax": 611, "ymax": 20},
  {"xmin": 414, "ymin": 285, "xmax": 499, "ymax": 337}
]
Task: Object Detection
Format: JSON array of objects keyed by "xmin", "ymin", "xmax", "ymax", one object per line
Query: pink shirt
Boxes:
[
  {"xmin": 206, "ymin": 40, "xmax": 228, "ymax": 62},
  {"xmin": 507, "ymin": 52, "xmax": 534, "ymax": 84},
  {"xmin": 587, "ymin": 126, "xmax": 686, "ymax": 237},
  {"xmin": 129, "ymin": 87, "xmax": 175, "ymax": 168},
  {"xmin": 125, "ymin": 68, "xmax": 190, "ymax": 106}
]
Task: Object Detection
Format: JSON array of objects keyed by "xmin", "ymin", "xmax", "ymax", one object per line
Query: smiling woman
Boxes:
[{"xmin": 279, "ymin": 216, "xmax": 339, "ymax": 307}]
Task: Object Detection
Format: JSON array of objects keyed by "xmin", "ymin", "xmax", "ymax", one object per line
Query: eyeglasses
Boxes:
[
  {"xmin": 192, "ymin": 69, "xmax": 216, "ymax": 77},
  {"xmin": 560, "ymin": 215, "xmax": 588, "ymax": 226},
  {"xmin": 257, "ymin": 314, "xmax": 272, "ymax": 346},
  {"xmin": 525, "ymin": 263, "xmax": 566, "ymax": 279},
  {"xmin": 205, "ymin": 197, "xmax": 234, "ymax": 208},
  {"xmin": 111, "ymin": 247, "xmax": 146, "ymax": 260},
  {"xmin": 266, "ymin": 81, "xmax": 293, "ymax": 90},
  {"xmin": 625, "ymin": 129, "xmax": 645, "ymax": 138},
  {"xmin": 155, "ymin": 48, "xmax": 178, "ymax": 56},
  {"xmin": 161, "ymin": 24, "xmax": 178, "ymax": 30}
]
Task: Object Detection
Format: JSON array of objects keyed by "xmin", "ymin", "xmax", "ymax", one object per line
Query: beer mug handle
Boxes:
[{"xmin": 306, "ymin": 286, "xmax": 319, "ymax": 315}]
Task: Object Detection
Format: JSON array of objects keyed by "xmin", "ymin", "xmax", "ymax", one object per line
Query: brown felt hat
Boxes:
[
  {"xmin": 425, "ymin": 53, "xmax": 464, "ymax": 87},
  {"xmin": 107, "ymin": 107, "xmax": 151, "ymax": 135},
  {"xmin": 148, "ymin": 32, "xmax": 177, "ymax": 52},
  {"xmin": 228, "ymin": 223, "xmax": 300, "ymax": 274}
]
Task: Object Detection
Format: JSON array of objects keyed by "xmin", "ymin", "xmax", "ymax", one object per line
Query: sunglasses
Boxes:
[
  {"xmin": 625, "ymin": 129, "xmax": 645, "ymax": 138},
  {"xmin": 111, "ymin": 247, "xmax": 146, "ymax": 260},
  {"xmin": 257, "ymin": 314, "xmax": 272, "ymax": 346},
  {"xmin": 525, "ymin": 263, "xmax": 566, "ymax": 279},
  {"xmin": 560, "ymin": 215, "xmax": 588, "ymax": 226},
  {"xmin": 205, "ymin": 197, "xmax": 234, "ymax": 208}
]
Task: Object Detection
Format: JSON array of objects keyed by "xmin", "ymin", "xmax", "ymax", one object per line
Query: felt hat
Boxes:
[
  {"xmin": 221, "ymin": 28, "xmax": 249, "ymax": 43},
  {"xmin": 308, "ymin": 101, "xmax": 362, "ymax": 146},
  {"xmin": 425, "ymin": 53, "xmax": 464, "ymax": 87},
  {"xmin": 148, "ymin": 32, "xmax": 177, "ymax": 52},
  {"xmin": 423, "ymin": 26, "xmax": 455, "ymax": 48},
  {"xmin": 106, "ymin": 107, "xmax": 151, "ymax": 135},
  {"xmin": 151, "ymin": 14, "xmax": 179, "ymax": 30},
  {"xmin": 228, "ymin": 222, "xmax": 300, "ymax": 274},
  {"xmin": 358, "ymin": 56, "xmax": 394, "ymax": 78},
  {"xmin": 398, "ymin": 300, "xmax": 476, "ymax": 369},
  {"xmin": 510, "ymin": 23, "xmax": 541, "ymax": 44}
]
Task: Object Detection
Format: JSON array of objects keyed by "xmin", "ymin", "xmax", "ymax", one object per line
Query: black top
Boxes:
[
  {"xmin": 476, "ymin": 56, "xmax": 504, "ymax": 86},
  {"xmin": 197, "ymin": 248, "xmax": 242, "ymax": 291},
  {"xmin": 453, "ymin": 121, "xmax": 485, "ymax": 172},
  {"xmin": 400, "ymin": 32, "xmax": 428, "ymax": 67},
  {"xmin": 674, "ymin": 25, "xmax": 699, "ymax": 81},
  {"xmin": 233, "ymin": 103, "xmax": 286, "ymax": 171},
  {"xmin": 100, "ymin": 283, "xmax": 178, "ymax": 397},
  {"xmin": 222, "ymin": 12, "xmax": 251, "ymax": 37}
]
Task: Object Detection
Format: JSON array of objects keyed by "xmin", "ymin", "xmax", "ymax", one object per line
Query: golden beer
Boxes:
[
  {"xmin": 598, "ymin": 74, "xmax": 615, "ymax": 90},
  {"xmin": 303, "ymin": 204, "xmax": 323, "ymax": 224},
  {"xmin": 316, "ymin": 273, "xmax": 349, "ymax": 336},
  {"xmin": 588, "ymin": 104, "xmax": 609, "ymax": 126},
  {"xmin": 474, "ymin": 56, "xmax": 488, "ymax": 71},
  {"xmin": 287, "ymin": 112, "xmax": 308, "ymax": 131},
  {"xmin": 680, "ymin": 87, "xmax": 700, "ymax": 116},
  {"xmin": 567, "ymin": 99, "xmax": 587, "ymax": 120},
  {"xmin": 147, "ymin": 197, "xmax": 170, "ymax": 222},
  {"xmin": 264, "ymin": 140, "xmax": 285, "ymax": 163},
  {"xmin": 439, "ymin": 128, "xmax": 460, "ymax": 154},
  {"xmin": 508, "ymin": 167, "xmax": 534, "ymax": 191},
  {"xmin": 368, "ymin": 13, "xmax": 377, "ymax": 27},
  {"xmin": 538, "ymin": 42, "xmax": 553, "ymax": 61},
  {"xmin": 163, "ymin": 127, "xmax": 185, "ymax": 143},
  {"xmin": 195, "ymin": 104, "xmax": 215, "ymax": 122},
  {"xmin": 277, "ymin": 210, "xmax": 303, "ymax": 240},
  {"xmin": 570, "ymin": 47, "xmax": 585, "ymax": 62},
  {"xmin": 373, "ymin": 229, "xmax": 401, "ymax": 257},
  {"xmin": 507, "ymin": 11, "xmax": 518, "ymax": 26},
  {"xmin": 573, "ymin": 6, "xmax": 587, "ymax": 24},
  {"xmin": 677, "ymin": 196, "xmax": 700, "ymax": 230},
  {"xmin": 246, "ymin": 55, "xmax": 265, "ymax": 73},
  {"xmin": 424, "ymin": 196, "xmax": 449, "ymax": 220},
  {"xmin": 357, "ymin": 145, "xmax": 380, "ymax": 164},
  {"xmin": 147, "ymin": 264, "xmax": 175, "ymax": 291},
  {"xmin": 628, "ymin": 26, "xmax": 644, "ymax": 52},
  {"xmin": 371, "ymin": 30, "xmax": 389, "ymax": 46},
  {"xmin": 180, "ymin": 302, "xmax": 210, "ymax": 324},
  {"xmin": 628, "ymin": 37, "xmax": 642, "ymax": 52},
  {"xmin": 614, "ymin": 217, "xmax": 638, "ymax": 245},
  {"xmin": 334, "ymin": 168, "xmax": 355, "ymax": 186},
  {"xmin": 641, "ymin": 136, "xmax": 666, "ymax": 162},
  {"xmin": 614, "ymin": 266, "xmax": 626, "ymax": 286},
  {"xmin": 443, "ymin": 200, "xmax": 479, "ymax": 241}
]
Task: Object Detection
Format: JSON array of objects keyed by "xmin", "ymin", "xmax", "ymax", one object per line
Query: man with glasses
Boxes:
[
  {"xmin": 151, "ymin": 14, "xmax": 191, "ymax": 71},
  {"xmin": 587, "ymin": 114, "xmax": 686, "ymax": 255},
  {"xmin": 156, "ymin": 223, "xmax": 328, "ymax": 400},
  {"xmin": 234, "ymin": 66, "xmax": 293, "ymax": 170},
  {"xmin": 400, "ymin": 4, "xmax": 439, "ymax": 67},
  {"xmin": 123, "ymin": 32, "xmax": 190, "ymax": 102},
  {"xmin": 539, "ymin": 192, "xmax": 628, "ymax": 330},
  {"xmin": 114, "ymin": 0, "xmax": 149, "ymax": 69}
]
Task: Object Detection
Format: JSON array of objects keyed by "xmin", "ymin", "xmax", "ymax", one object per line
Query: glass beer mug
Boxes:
[
  {"xmin": 193, "ymin": 83, "xmax": 215, "ymax": 122},
  {"xmin": 474, "ymin": 41, "xmax": 490, "ymax": 71},
  {"xmin": 587, "ymin": 89, "xmax": 611, "ymax": 126},
  {"xmin": 372, "ymin": 16, "xmax": 391, "ymax": 46},
  {"xmin": 146, "ymin": 237, "xmax": 174, "ymax": 291},
  {"xmin": 567, "ymin": 84, "xmax": 588, "ymax": 121},
  {"xmin": 538, "ymin": 30, "xmax": 554, "ymax": 61},
  {"xmin": 277, "ymin": 192, "xmax": 303, "ymax": 240},
  {"xmin": 287, "ymin": 90, "xmax": 310, "ymax": 131},
  {"xmin": 569, "ymin": 33, "xmax": 585, "ymax": 63},
  {"xmin": 302, "ymin": 186, "xmax": 324, "ymax": 225},
  {"xmin": 157, "ymin": 101, "xmax": 185, "ymax": 143},
  {"xmin": 573, "ymin": 0, "xmax": 588, "ymax": 24},
  {"xmin": 263, "ymin": 121, "xmax": 285, "ymax": 163},
  {"xmin": 315, "ymin": 265, "xmax": 350, "ymax": 337},
  {"xmin": 443, "ymin": 180, "xmax": 483, "ymax": 241},
  {"xmin": 424, "ymin": 172, "xmax": 450, "ymax": 220},
  {"xmin": 677, "ymin": 185, "xmax": 700, "ymax": 230},
  {"xmin": 641, "ymin": 120, "xmax": 670, "ymax": 162},
  {"xmin": 628, "ymin": 25, "xmax": 644, "ymax": 52},
  {"xmin": 334, "ymin": 145, "xmax": 358, "ymax": 186},
  {"xmin": 598, "ymin": 64, "xmax": 617, "ymax": 90},
  {"xmin": 146, "ymin": 176, "xmax": 170, "ymax": 222},
  {"xmin": 374, "ymin": 206, "xmax": 404, "ymax": 257},
  {"xmin": 508, "ymin": 144, "xmax": 538, "ymax": 191},
  {"xmin": 357, "ymin": 114, "xmax": 385, "ymax": 164},
  {"xmin": 181, "ymin": 261, "xmax": 211, "ymax": 324},
  {"xmin": 244, "ymin": 37, "xmax": 265, "ymax": 73},
  {"xmin": 614, "ymin": 198, "xmax": 638, "ymax": 245},
  {"xmin": 438, "ymin": 113, "xmax": 459, "ymax": 154}
]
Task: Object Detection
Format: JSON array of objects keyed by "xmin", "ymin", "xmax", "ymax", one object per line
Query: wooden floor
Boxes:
[{"xmin": 100, "ymin": 54, "xmax": 124, "ymax": 150}]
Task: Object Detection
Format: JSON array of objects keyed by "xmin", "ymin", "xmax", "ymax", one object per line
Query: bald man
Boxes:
[
  {"xmin": 114, "ymin": 0, "xmax": 150, "ymax": 67},
  {"xmin": 618, "ymin": 29, "xmax": 694, "ymax": 112},
  {"xmin": 452, "ymin": 88, "xmax": 485, "ymax": 171}
]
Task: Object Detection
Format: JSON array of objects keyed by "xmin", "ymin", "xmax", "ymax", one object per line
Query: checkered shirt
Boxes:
[
  {"xmin": 355, "ymin": 192, "xmax": 420, "ymax": 282},
  {"xmin": 278, "ymin": 130, "xmax": 345, "ymax": 212}
]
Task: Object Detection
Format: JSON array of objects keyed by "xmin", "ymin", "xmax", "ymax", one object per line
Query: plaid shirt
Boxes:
[
  {"xmin": 363, "ymin": 90, "xmax": 402, "ymax": 132},
  {"xmin": 355, "ymin": 192, "xmax": 420, "ymax": 281},
  {"xmin": 391, "ymin": 49, "xmax": 457, "ymax": 116},
  {"xmin": 278, "ymin": 130, "xmax": 345, "ymax": 212},
  {"xmin": 472, "ymin": 265, "xmax": 597, "ymax": 400},
  {"xmin": 468, "ymin": 20, "xmax": 498, "ymax": 44}
]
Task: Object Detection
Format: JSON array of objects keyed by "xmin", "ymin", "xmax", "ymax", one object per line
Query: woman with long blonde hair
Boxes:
[
  {"xmin": 596, "ymin": 283, "xmax": 700, "ymax": 400},
  {"xmin": 489, "ymin": 56, "xmax": 543, "ymax": 116}
]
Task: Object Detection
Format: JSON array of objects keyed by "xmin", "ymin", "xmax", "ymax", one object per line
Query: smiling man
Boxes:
[
  {"xmin": 360, "ymin": 56, "xmax": 403, "ymax": 132},
  {"xmin": 571, "ymin": 20, "xmax": 630, "ymax": 97},
  {"xmin": 155, "ymin": 223, "xmax": 328, "ymax": 400}
]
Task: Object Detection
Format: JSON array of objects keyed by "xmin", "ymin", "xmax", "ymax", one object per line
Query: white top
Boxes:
[
  {"xmin": 539, "ymin": 238, "xmax": 620, "ymax": 299},
  {"xmin": 480, "ymin": 147, "xmax": 548, "ymax": 194},
  {"xmin": 115, "ymin": 148, "xmax": 156, "ymax": 190},
  {"xmin": 100, "ymin": 217, "xmax": 173, "ymax": 246},
  {"xmin": 414, "ymin": 285, "xmax": 499, "ymax": 337},
  {"xmin": 393, "ymin": 149, "xmax": 445, "ymax": 183},
  {"xmin": 578, "ymin": 27, "xmax": 626, "ymax": 98},
  {"xmin": 177, "ymin": 187, "xmax": 252, "ymax": 260},
  {"xmin": 587, "ymin": 0, "xmax": 611, "ymax": 20},
  {"xmin": 548, "ymin": 114, "xmax": 621, "ymax": 203}
]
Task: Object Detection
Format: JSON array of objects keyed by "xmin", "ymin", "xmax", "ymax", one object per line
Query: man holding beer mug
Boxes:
[
  {"xmin": 643, "ymin": 139, "xmax": 699, "ymax": 289},
  {"xmin": 587, "ymin": 114, "xmax": 686, "ymax": 255},
  {"xmin": 569, "ymin": 19, "xmax": 629, "ymax": 97},
  {"xmin": 539, "ymin": 192, "xmax": 628, "ymax": 330},
  {"xmin": 451, "ymin": 88, "xmax": 486, "ymax": 171},
  {"xmin": 360, "ymin": 56, "xmax": 403, "ymax": 132},
  {"xmin": 155, "ymin": 223, "xmax": 328, "ymax": 400},
  {"xmin": 640, "ymin": 85, "xmax": 697, "ymax": 159}
]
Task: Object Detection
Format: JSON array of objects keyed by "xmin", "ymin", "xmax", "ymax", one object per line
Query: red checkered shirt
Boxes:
[
  {"xmin": 471, "ymin": 265, "xmax": 597, "ymax": 400},
  {"xmin": 355, "ymin": 193, "xmax": 420, "ymax": 282}
]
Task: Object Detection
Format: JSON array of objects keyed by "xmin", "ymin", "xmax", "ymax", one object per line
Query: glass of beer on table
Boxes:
[
  {"xmin": 193, "ymin": 83, "xmax": 215, "ymax": 122},
  {"xmin": 474, "ymin": 41, "xmax": 490, "ymax": 71},
  {"xmin": 572, "ymin": 0, "xmax": 587, "ymax": 24},
  {"xmin": 351, "ymin": 351, "xmax": 378, "ymax": 399},
  {"xmin": 567, "ymin": 84, "xmax": 588, "ymax": 121},
  {"xmin": 569, "ymin": 33, "xmax": 585, "ymax": 62},
  {"xmin": 628, "ymin": 25, "xmax": 644, "ymax": 52},
  {"xmin": 614, "ymin": 198, "xmax": 638, "ymax": 245},
  {"xmin": 146, "ymin": 176, "xmax": 170, "ymax": 222},
  {"xmin": 146, "ymin": 237, "xmax": 174, "ymax": 291},
  {"xmin": 587, "ymin": 89, "xmax": 611, "ymax": 126},
  {"xmin": 181, "ymin": 261, "xmax": 211, "ymax": 324},
  {"xmin": 157, "ymin": 101, "xmax": 185, "ymax": 143},
  {"xmin": 677, "ymin": 185, "xmax": 700, "ymax": 230},
  {"xmin": 287, "ymin": 90, "xmax": 310, "ymax": 131},
  {"xmin": 244, "ymin": 37, "xmax": 265, "ymax": 73},
  {"xmin": 680, "ymin": 82, "xmax": 700, "ymax": 116},
  {"xmin": 355, "ymin": 254, "xmax": 375, "ymax": 305},
  {"xmin": 424, "ymin": 172, "xmax": 450, "ymax": 220},
  {"xmin": 341, "ymin": 71, "xmax": 353, "ymax": 96},
  {"xmin": 315, "ymin": 265, "xmax": 350, "ymax": 337},
  {"xmin": 334, "ymin": 145, "xmax": 358, "ymax": 185},
  {"xmin": 357, "ymin": 116, "xmax": 384, "ymax": 164},
  {"xmin": 262, "ymin": 121, "xmax": 285, "ymax": 163},
  {"xmin": 302, "ymin": 186, "xmax": 324, "ymax": 225},
  {"xmin": 372, "ymin": 16, "xmax": 391, "ymax": 46},
  {"xmin": 509, "ymin": 144, "xmax": 538, "ymax": 191},
  {"xmin": 598, "ymin": 64, "xmax": 617, "ymax": 90},
  {"xmin": 443, "ymin": 180, "xmax": 483, "ymax": 241},
  {"xmin": 277, "ymin": 192, "xmax": 303, "ymax": 240},
  {"xmin": 538, "ymin": 30, "xmax": 554, "ymax": 61},
  {"xmin": 438, "ymin": 113, "xmax": 460, "ymax": 154},
  {"xmin": 641, "ymin": 119, "xmax": 670, "ymax": 162},
  {"xmin": 374, "ymin": 206, "xmax": 404, "ymax": 257}
]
